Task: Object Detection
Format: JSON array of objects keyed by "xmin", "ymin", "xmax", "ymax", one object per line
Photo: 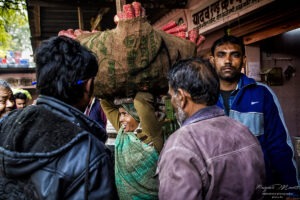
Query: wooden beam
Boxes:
[
  {"xmin": 231, "ymin": 5, "xmax": 300, "ymax": 37},
  {"xmin": 33, "ymin": 5, "xmax": 41, "ymax": 37},
  {"xmin": 116, "ymin": 0, "xmax": 126, "ymax": 13},
  {"xmin": 27, "ymin": 0, "xmax": 113, "ymax": 8},
  {"xmin": 77, "ymin": 6, "xmax": 84, "ymax": 29},
  {"xmin": 27, "ymin": 0, "xmax": 186, "ymax": 9},
  {"xmin": 228, "ymin": 0, "xmax": 300, "ymax": 39},
  {"xmin": 243, "ymin": 19, "xmax": 300, "ymax": 45}
]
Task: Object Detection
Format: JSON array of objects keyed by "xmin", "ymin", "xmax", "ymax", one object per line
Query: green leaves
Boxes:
[{"xmin": 0, "ymin": 0, "xmax": 31, "ymax": 58}]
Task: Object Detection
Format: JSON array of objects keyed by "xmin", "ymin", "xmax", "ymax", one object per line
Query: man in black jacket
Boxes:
[{"xmin": 0, "ymin": 36, "xmax": 118, "ymax": 200}]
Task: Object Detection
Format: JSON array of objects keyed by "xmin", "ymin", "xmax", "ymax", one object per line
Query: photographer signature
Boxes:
[{"xmin": 257, "ymin": 184, "xmax": 300, "ymax": 191}]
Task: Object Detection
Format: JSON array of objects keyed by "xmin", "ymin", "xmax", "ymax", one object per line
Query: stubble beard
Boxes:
[
  {"xmin": 176, "ymin": 105, "xmax": 187, "ymax": 126},
  {"xmin": 218, "ymin": 65, "xmax": 242, "ymax": 83}
]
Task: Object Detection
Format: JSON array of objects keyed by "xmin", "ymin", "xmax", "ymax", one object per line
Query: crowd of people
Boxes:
[{"xmin": 0, "ymin": 34, "xmax": 298, "ymax": 199}]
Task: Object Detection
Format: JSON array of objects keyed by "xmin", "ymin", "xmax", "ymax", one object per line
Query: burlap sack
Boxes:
[{"xmin": 77, "ymin": 17, "xmax": 196, "ymax": 98}]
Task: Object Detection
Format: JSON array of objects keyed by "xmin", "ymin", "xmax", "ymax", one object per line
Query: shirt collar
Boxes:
[{"xmin": 182, "ymin": 105, "xmax": 225, "ymax": 126}]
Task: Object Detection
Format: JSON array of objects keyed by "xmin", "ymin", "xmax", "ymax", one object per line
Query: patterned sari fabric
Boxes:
[{"xmin": 115, "ymin": 128, "xmax": 159, "ymax": 200}]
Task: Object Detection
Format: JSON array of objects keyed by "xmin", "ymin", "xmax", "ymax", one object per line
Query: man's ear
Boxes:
[
  {"xmin": 242, "ymin": 55, "xmax": 247, "ymax": 67},
  {"xmin": 84, "ymin": 78, "xmax": 94, "ymax": 97},
  {"xmin": 177, "ymin": 88, "xmax": 189, "ymax": 109},
  {"xmin": 209, "ymin": 56, "xmax": 215, "ymax": 66}
]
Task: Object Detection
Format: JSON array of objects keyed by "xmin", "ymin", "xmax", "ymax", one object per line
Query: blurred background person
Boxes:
[
  {"xmin": 0, "ymin": 79, "xmax": 16, "ymax": 119},
  {"xmin": 85, "ymin": 96, "xmax": 107, "ymax": 129},
  {"xmin": 13, "ymin": 89, "xmax": 32, "ymax": 109}
]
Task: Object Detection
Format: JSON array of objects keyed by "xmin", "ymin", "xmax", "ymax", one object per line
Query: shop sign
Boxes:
[{"xmin": 191, "ymin": 0, "xmax": 274, "ymax": 34}]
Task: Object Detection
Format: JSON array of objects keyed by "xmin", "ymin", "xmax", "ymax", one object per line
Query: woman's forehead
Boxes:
[{"xmin": 118, "ymin": 107, "xmax": 127, "ymax": 113}]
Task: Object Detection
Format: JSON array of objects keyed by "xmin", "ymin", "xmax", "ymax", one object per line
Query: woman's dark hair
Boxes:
[
  {"xmin": 14, "ymin": 92, "xmax": 27, "ymax": 100},
  {"xmin": 34, "ymin": 36, "xmax": 98, "ymax": 104},
  {"xmin": 211, "ymin": 35, "xmax": 245, "ymax": 56},
  {"xmin": 168, "ymin": 57, "xmax": 220, "ymax": 106}
]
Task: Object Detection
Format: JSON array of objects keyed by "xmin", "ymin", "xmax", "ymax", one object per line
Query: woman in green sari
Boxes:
[{"xmin": 101, "ymin": 92, "xmax": 163, "ymax": 200}]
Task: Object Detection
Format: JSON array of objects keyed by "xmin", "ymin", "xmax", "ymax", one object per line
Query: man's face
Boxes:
[
  {"xmin": 210, "ymin": 42, "xmax": 246, "ymax": 83},
  {"xmin": 168, "ymin": 87, "xmax": 187, "ymax": 125},
  {"xmin": 118, "ymin": 107, "xmax": 139, "ymax": 132},
  {"xmin": 0, "ymin": 87, "xmax": 15, "ymax": 118},
  {"xmin": 15, "ymin": 98, "xmax": 27, "ymax": 109}
]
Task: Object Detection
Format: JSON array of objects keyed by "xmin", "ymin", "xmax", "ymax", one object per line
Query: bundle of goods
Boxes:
[
  {"xmin": 161, "ymin": 20, "xmax": 205, "ymax": 53},
  {"xmin": 58, "ymin": 2, "xmax": 205, "ymax": 99}
]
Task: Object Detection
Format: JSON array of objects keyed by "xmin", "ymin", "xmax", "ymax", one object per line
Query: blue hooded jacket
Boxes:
[{"xmin": 217, "ymin": 74, "xmax": 299, "ymax": 186}]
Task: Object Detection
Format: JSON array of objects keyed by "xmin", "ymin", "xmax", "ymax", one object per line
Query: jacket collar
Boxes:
[
  {"xmin": 237, "ymin": 74, "xmax": 256, "ymax": 90},
  {"xmin": 36, "ymin": 95, "xmax": 107, "ymax": 142},
  {"xmin": 182, "ymin": 105, "xmax": 225, "ymax": 126}
]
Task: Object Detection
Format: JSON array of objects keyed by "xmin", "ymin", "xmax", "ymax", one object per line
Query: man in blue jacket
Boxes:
[
  {"xmin": 0, "ymin": 36, "xmax": 118, "ymax": 199},
  {"xmin": 209, "ymin": 35, "xmax": 299, "ymax": 188}
]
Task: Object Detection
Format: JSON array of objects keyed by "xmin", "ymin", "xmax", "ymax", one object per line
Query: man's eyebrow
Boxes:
[
  {"xmin": 231, "ymin": 50, "xmax": 241, "ymax": 53},
  {"xmin": 216, "ymin": 49, "xmax": 240, "ymax": 53}
]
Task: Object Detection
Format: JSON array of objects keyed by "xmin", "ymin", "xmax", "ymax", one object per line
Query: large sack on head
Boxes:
[{"xmin": 77, "ymin": 17, "xmax": 196, "ymax": 98}]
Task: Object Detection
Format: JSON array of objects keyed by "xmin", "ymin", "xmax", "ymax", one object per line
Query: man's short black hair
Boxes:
[
  {"xmin": 14, "ymin": 92, "xmax": 27, "ymax": 100},
  {"xmin": 211, "ymin": 35, "xmax": 245, "ymax": 56},
  {"xmin": 168, "ymin": 57, "xmax": 220, "ymax": 106},
  {"xmin": 34, "ymin": 36, "xmax": 98, "ymax": 105}
]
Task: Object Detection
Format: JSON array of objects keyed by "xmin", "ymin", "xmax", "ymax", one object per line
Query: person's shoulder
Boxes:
[
  {"xmin": 64, "ymin": 132, "xmax": 111, "ymax": 168},
  {"xmin": 242, "ymin": 77, "xmax": 274, "ymax": 95},
  {"xmin": 241, "ymin": 74, "xmax": 270, "ymax": 90},
  {"xmin": 47, "ymin": 133, "xmax": 112, "ymax": 183},
  {"xmin": 162, "ymin": 128, "xmax": 185, "ymax": 147},
  {"xmin": 163, "ymin": 124, "xmax": 200, "ymax": 151},
  {"xmin": 73, "ymin": 131, "xmax": 108, "ymax": 154},
  {"xmin": 0, "ymin": 108, "xmax": 26, "ymax": 129},
  {"xmin": 251, "ymin": 82, "xmax": 280, "ymax": 102},
  {"xmin": 222, "ymin": 115, "xmax": 259, "ymax": 141},
  {"xmin": 253, "ymin": 80, "xmax": 268, "ymax": 88},
  {"xmin": 220, "ymin": 114, "xmax": 246, "ymax": 128}
]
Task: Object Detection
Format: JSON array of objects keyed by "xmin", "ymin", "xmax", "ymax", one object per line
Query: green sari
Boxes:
[{"xmin": 115, "ymin": 127, "xmax": 159, "ymax": 200}]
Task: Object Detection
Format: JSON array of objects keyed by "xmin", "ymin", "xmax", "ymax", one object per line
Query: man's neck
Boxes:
[
  {"xmin": 220, "ymin": 80, "xmax": 238, "ymax": 91},
  {"xmin": 186, "ymin": 102, "xmax": 207, "ymax": 118}
]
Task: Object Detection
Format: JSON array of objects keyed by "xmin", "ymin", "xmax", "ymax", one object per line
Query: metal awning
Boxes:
[{"xmin": 25, "ymin": 0, "xmax": 188, "ymax": 51}]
